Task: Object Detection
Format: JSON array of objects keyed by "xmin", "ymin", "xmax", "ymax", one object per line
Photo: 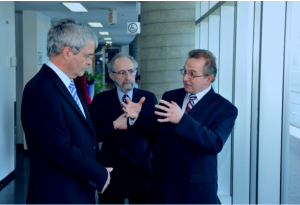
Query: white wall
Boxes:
[
  {"xmin": 22, "ymin": 10, "xmax": 51, "ymax": 149},
  {"xmin": 0, "ymin": 1, "xmax": 16, "ymax": 181}
]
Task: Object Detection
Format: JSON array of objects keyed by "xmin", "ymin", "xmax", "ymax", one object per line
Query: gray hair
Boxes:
[
  {"xmin": 47, "ymin": 18, "xmax": 98, "ymax": 58},
  {"xmin": 107, "ymin": 53, "xmax": 138, "ymax": 73},
  {"xmin": 188, "ymin": 49, "xmax": 217, "ymax": 83}
]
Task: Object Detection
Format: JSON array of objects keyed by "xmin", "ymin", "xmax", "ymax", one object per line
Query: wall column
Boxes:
[{"xmin": 139, "ymin": 2, "xmax": 195, "ymax": 99}]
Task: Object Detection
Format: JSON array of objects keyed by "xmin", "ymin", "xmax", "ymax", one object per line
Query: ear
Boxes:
[
  {"xmin": 206, "ymin": 75, "xmax": 214, "ymax": 84},
  {"xmin": 62, "ymin": 46, "xmax": 72, "ymax": 60},
  {"xmin": 109, "ymin": 72, "xmax": 115, "ymax": 82}
]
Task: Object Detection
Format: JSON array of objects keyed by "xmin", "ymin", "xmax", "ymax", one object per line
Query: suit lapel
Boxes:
[
  {"xmin": 41, "ymin": 65, "xmax": 88, "ymax": 122},
  {"xmin": 188, "ymin": 87, "xmax": 216, "ymax": 118},
  {"xmin": 108, "ymin": 87, "xmax": 124, "ymax": 120},
  {"xmin": 168, "ymin": 88, "xmax": 187, "ymax": 108},
  {"xmin": 132, "ymin": 88, "xmax": 140, "ymax": 103}
]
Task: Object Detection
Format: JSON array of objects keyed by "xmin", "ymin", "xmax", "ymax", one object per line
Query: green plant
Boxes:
[{"xmin": 84, "ymin": 71, "xmax": 106, "ymax": 94}]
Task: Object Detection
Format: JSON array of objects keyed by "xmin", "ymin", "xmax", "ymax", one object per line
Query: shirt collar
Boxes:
[
  {"xmin": 46, "ymin": 60, "xmax": 71, "ymax": 88},
  {"xmin": 189, "ymin": 85, "xmax": 212, "ymax": 101}
]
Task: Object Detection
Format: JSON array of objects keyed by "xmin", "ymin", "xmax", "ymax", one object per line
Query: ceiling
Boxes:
[{"xmin": 14, "ymin": 1, "xmax": 139, "ymax": 47}]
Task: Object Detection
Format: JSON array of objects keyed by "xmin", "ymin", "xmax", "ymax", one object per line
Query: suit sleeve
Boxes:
[
  {"xmin": 131, "ymin": 93, "xmax": 164, "ymax": 141},
  {"xmin": 90, "ymin": 94, "xmax": 117, "ymax": 142},
  {"xmin": 174, "ymin": 104, "xmax": 238, "ymax": 155},
  {"xmin": 24, "ymin": 86, "xmax": 108, "ymax": 192}
]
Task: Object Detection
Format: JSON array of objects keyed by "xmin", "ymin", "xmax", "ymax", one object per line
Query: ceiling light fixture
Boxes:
[
  {"xmin": 99, "ymin": 32, "xmax": 110, "ymax": 35},
  {"xmin": 104, "ymin": 38, "xmax": 112, "ymax": 40},
  {"xmin": 88, "ymin": 22, "xmax": 103, "ymax": 27},
  {"xmin": 62, "ymin": 3, "xmax": 88, "ymax": 12},
  {"xmin": 106, "ymin": 41, "xmax": 113, "ymax": 44}
]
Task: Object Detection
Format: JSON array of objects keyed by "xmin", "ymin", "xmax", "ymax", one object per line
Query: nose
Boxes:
[
  {"xmin": 124, "ymin": 71, "xmax": 131, "ymax": 79},
  {"xmin": 183, "ymin": 72, "xmax": 190, "ymax": 81},
  {"xmin": 86, "ymin": 58, "xmax": 93, "ymax": 65}
]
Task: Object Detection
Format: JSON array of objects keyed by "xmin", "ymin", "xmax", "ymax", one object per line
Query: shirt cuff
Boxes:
[{"xmin": 129, "ymin": 117, "xmax": 138, "ymax": 126}]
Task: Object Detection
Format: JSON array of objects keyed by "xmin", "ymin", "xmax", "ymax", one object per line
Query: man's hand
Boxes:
[
  {"xmin": 122, "ymin": 97, "xmax": 145, "ymax": 119},
  {"xmin": 155, "ymin": 100, "xmax": 184, "ymax": 124},
  {"xmin": 97, "ymin": 167, "xmax": 113, "ymax": 194},
  {"xmin": 113, "ymin": 113, "xmax": 127, "ymax": 130}
]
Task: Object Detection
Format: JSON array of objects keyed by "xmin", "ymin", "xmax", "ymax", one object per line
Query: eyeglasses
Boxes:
[
  {"xmin": 112, "ymin": 69, "xmax": 136, "ymax": 76},
  {"xmin": 180, "ymin": 69, "xmax": 208, "ymax": 80},
  {"xmin": 74, "ymin": 47, "xmax": 94, "ymax": 61}
]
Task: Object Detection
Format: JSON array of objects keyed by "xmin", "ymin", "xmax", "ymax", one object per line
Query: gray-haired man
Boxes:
[
  {"xmin": 21, "ymin": 18, "xmax": 111, "ymax": 204},
  {"xmin": 90, "ymin": 53, "xmax": 158, "ymax": 204}
]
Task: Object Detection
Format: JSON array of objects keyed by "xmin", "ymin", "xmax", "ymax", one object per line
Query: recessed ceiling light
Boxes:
[
  {"xmin": 88, "ymin": 22, "xmax": 103, "ymax": 27},
  {"xmin": 104, "ymin": 38, "xmax": 112, "ymax": 40},
  {"xmin": 106, "ymin": 41, "xmax": 113, "ymax": 44},
  {"xmin": 62, "ymin": 3, "xmax": 88, "ymax": 12},
  {"xmin": 99, "ymin": 32, "xmax": 110, "ymax": 35}
]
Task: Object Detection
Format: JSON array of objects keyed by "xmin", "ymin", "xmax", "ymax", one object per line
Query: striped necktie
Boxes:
[
  {"xmin": 185, "ymin": 94, "xmax": 197, "ymax": 114},
  {"xmin": 69, "ymin": 79, "xmax": 80, "ymax": 107},
  {"xmin": 122, "ymin": 94, "xmax": 129, "ymax": 107}
]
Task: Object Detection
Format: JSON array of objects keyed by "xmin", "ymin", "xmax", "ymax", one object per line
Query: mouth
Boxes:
[
  {"xmin": 123, "ymin": 81, "xmax": 133, "ymax": 86},
  {"xmin": 184, "ymin": 82, "xmax": 191, "ymax": 87}
]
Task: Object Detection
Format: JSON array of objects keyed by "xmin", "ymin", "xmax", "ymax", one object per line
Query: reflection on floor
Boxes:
[
  {"xmin": 288, "ymin": 133, "xmax": 300, "ymax": 204},
  {"xmin": 0, "ymin": 150, "xmax": 29, "ymax": 204}
]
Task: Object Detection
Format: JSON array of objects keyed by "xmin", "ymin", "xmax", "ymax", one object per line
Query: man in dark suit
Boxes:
[
  {"xmin": 90, "ymin": 53, "xmax": 158, "ymax": 204},
  {"xmin": 21, "ymin": 18, "xmax": 112, "ymax": 204},
  {"xmin": 118, "ymin": 49, "xmax": 238, "ymax": 204}
]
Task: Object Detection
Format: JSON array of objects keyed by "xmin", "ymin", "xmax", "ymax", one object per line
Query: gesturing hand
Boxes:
[
  {"xmin": 113, "ymin": 113, "xmax": 127, "ymax": 130},
  {"xmin": 155, "ymin": 100, "xmax": 184, "ymax": 124},
  {"xmin": 122, "ymin": 97, "xmax": 145, "ymax": 119}
]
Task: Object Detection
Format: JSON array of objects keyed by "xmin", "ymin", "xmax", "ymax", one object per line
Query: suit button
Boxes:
[
  {"xmin": 133, "ymin": 148, "xmax": 136, "ymax": 150},
  {"xmin": 121, "ymin": 149, "xmax": 123, "ymax": 152},
  {"xmin": 179, "ymin": 132, "xmax": 183, "ymax": 136},
  {"xmin": 93, "ymin": 145, "xmax": 96, "ymax": 150},
  {"xmin": 137, "ymin": 161, "xmax": 140, "ymax": 164}
]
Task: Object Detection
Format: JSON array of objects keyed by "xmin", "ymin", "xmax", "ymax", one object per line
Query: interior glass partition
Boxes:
[{"xmin": 281, "ymin": 1, "xmax": 300, "ymax": 203}]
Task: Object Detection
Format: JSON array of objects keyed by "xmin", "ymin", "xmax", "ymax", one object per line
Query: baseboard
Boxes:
[
  {"xmin": 17, "ymin": 144, "xmax": 29, "ymax": 157},
  {"xmin": 23, "ymin": 149, "xmax": 29, "ymax": 157},
  {"xmin": 0, "ymin": 170, "xmax": 17, "ymax": 191},
  {"xmin": 16, "ymin": 144, "xmax": 23, "ymax": 151}
]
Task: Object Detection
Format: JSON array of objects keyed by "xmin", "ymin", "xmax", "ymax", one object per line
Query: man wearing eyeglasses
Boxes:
[
  {"xmin": 118, "ymin": 49, "xmax": 238, "ymax": 204},
  {"xmin": 21, "ymin": 18, "xmax": 111, "ymax": 204},
  {"xmin": 90, "ymin": 53, "xmax": 158, "ymax": 204}
]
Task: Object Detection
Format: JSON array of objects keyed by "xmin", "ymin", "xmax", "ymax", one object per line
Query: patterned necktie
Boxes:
[
  {"xmin": 122, "ymin": 94, "xmax": 129, "ymax": 106},
  {"xmin": 185, "ymin": 94, "xmax": 197, "ymax": 114},
  {"xmin": 69, "ymin": 79, "xmax": 80, "ymax": 107}
]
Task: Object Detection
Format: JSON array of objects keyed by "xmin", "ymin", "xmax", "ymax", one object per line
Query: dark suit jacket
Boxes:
[
  {"xmin": 90, "ymin": 87, "xmax": 158, "ymax": 198},
  {"xmin": 21, "ymin": 64, "xmax": 108, "ymax": 204},
  {"xmin": 131, "ymin": 87, "xmax": 238, "ymax": 204}
]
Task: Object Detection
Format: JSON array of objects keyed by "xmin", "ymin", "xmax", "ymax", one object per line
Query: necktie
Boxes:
[
  {"xmin": 185, "ymin": 94, "xmax": 197, "ymax": 113},
  {"xmin": 122, "ymin": 94, "xmax": 129, "ymax": 106},
  {"xmin": 69, "ymin": 79, "xmax": 80, "ymax": 107}
]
